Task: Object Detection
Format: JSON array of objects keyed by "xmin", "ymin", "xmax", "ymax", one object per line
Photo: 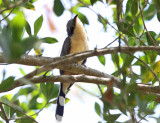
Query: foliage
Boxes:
[{"xmin": 0, "ymin": 0, "xmax": 160, "ymax": 122}]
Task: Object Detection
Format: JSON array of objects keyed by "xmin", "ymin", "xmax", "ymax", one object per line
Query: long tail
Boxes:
[{"xmin": 55, "ymin": 83, "xmax": 70, "ymax": 121}]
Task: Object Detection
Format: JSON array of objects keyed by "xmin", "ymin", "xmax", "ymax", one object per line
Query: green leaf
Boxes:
[
  {"xmin": 18, "ymin": 87, "xmax": 34, "ymax": 96},
  {"xmin": 155, "ymin": 0, "xmax": 160, "ymax": 22},
  {"xmin": 104, "ymin": 114, "xmax": 121, "ymax": 122},
  {"xmin": 76, "ymin": 12, "xmax": 89, "ymax": 24},
  {"xmin": 131, "ymin": 0, "xmax": 138, "ymax": 16},
  {"xmin": 152, "ymin": 70, "xmax": 160, "ymax": 85},
  {"xmin": 112, "ymin": 53, "xmax": 120, "ymax": 70},
  {"xmin": 10, "ymin": 101, "xmax": 19, "ymax": 118},
  {"xmin": 128, "ymin": 37, "xmax": 135, "ymax": 46},
  {"xmin": 51, "ymin": 98, "xmax": 57, "ymax": 104},
  {"xmin": 53, "ymin": 0, "xmax": 64, "ymax": 16},
  {"xmin": 34, "ymin": 15, "xmax": 43, "ymax": 36},
  {"xmin": 16, "ymin": 118, "xmax": 35, "ymax": 123},
  {"xmin": 95, "ymin": 102, "xmax": 101, "ymax": 117},
  {"xmin": 0, "ymin": 0, "xmax": 2, "ymax": 6},
  {"xmin": 98, "ymin": 55, "xmax": 105, "ymax": 66},
  {"xmin": 145, "ymin": 31, "xmax": 156, "ymax": 46},
  {"xmin": 40, "ymin": 83, "xmax": 47, "ymax": 98},
  {"xmin": 126, "ymin": 0, "xmax": 132, "ymax": 14},
  {"xmin": 90, "ymin": 0, "xmax": 97, "ymax": 5},
  {"xmin": 143, "ymin": 3, "xmax": 156, "ymax": 20},
  {"xmin": 65, "ymin": 98, "xmax": 70, "ymax": 104},
  {"xmin": 119, "ymin": 22, "xmax": 135, "ymax": 37},
  {"xmin": 144, "ymin": 94, "xmax": 156, "ymax": 102},
  {"xmin": 10, "ymin": 12, "xmax": 26, "ymax": 42},
  {"xmin": 40, "ymin": 83, "xmax": 58, "ymax": 100},
  {"xmin": 0, "ymin": 25, "xmax": 35, "ymax": 62},
  {"xmin": 21, "ymin": 36, "xmax": 38, "ymax": 51},
  {"xmin": 19, "ymin": 68, "xmax": 26, "ymax": 75},
  {"xmin": 46, "ymin": 82, "xmax": 55, "ymax": 100},
  {"xmin": 24, "ymin": 2, "xmax": 35, "ymax": 10},
  {"xmin": 29, "ymin": 95, "xmax": 39, "ymax": 109},
  {"xmin": 98, "ymin": 17, "xmax": 107, "ymax": 31},
  {"xmin": 29, "ymin": 0, "xmax": 37, "ymax": 3},
  {"xmin": 122, "ymin": 55, "xmax": 134, "ymax": 70},
  {"xmin": 0, "ymin": 97, "xmax": 23, "ymax": 113},
  {"xmin": 40, "ymin": 37, "xmax": 58, "ymax": 43},
  {"xmin": 0, "ymin": 111, "xmax": 5, "ymax": 120},
  {"xmin": 134, "ymin": 18, "xmax": 139, "ymax": 35},
  {"xmin": 0, "ymin": 77, "xmax": 15, "ymax": 91},
  {"xmin": 25, "ymin": 21, "xmax": 32, "ymax": 36}
]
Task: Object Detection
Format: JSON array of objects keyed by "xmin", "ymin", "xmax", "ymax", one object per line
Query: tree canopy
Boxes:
[{"xmin": 0, "ymin": 0, "xmax": 160, "ymax": 122}]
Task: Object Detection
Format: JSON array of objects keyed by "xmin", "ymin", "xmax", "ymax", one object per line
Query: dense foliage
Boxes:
[{"xmin": 0, "ymin": 0, "xmax": 160, "ymax": 122}]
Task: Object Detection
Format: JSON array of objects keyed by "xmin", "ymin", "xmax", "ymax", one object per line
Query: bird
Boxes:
[{"xmin": 55, "ymin": 15, "xmax": 89, "ymax": 121}]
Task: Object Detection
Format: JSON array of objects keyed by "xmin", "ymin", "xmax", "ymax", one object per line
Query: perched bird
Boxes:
[{"xmin": 55, "ymin": 15, "xmax": 89, "ymax": 121}]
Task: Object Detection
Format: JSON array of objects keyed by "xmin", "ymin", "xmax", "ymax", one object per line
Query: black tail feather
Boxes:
[{"xmin": 55, "ymin": 84, "xmax": 66, "ymax": 121}]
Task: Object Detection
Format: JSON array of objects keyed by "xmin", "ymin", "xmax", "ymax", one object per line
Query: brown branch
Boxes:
[
  {"xmin": 136, "ymin": 84, "xmax": 160, "ymax": 94},
  {"xmin": 1, "ymin": 46, "xmax": 160, "ymax": 66},
  {"xmin": 97, "ymin": 84, "xmax": 103, "ymax": 96},
  {"xmin": 1, "ymin": 46, "xmax": 160, "ymax": 94},
  {"xmin": 1, "ymin": 74, "xmax": 160, "ymax": 97},
  {"xmin": 5, "ymin": 46, "xmax": 160, "ymax": 81},
  {"xmin": 105, "ymin": 36, "xmax": 119, "ymax": 48},
  {"xmin": 0, "ymin": 75, "xmax": 114, "ymax": 93},
  {"xmin": 0, "ymin": 103, "xmax": 9, "ymax": 123}
]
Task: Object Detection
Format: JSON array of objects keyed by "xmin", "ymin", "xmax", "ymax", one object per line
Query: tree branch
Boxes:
[
  {"xmin": 0, "ymin": 101, "xmax": 38, "ymax": 123},
  {"xmin": 0, "ymin": 8, "xmax": 14, "ymax": 22},
  {"xmin": 1, "ymin": 74, "xmax": 160, "ymax": 98},
  {"xmin": 1, "ymin": 46, "xmax": 160, "ymax": 94},
  {"xmin": 1, "ymin": 46, "xmax": 160, "ymax": 66},
  {"xmin": 139, "ymin": 2, "xmax": 157, "ymax": 46},
  {"xmin": 0, "ymin": 75, "xmax": 114, "ymax": 93},
  {"xmin": 0, "ymin": 0, "xmax": 27, "ymax": 14},
  {"xmin": 1, "ymin": 46, "xmax": 160, "ymax": 81},
  {"xmin": 132, "ymin": 55, "xmax": 160, "ymax": 83},
  {"xmin": 0, "ymin": 103, "xmax": 9, "ymax": 123}
]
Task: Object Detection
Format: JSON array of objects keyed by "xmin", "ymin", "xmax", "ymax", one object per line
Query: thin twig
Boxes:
[
  {"xmin": 9, "ymin": 102, "xmax": 48, "ymax": 121},
  {"xmin": 0, "ymin": 0, "xmax": 27, "ymax": 14},
  {"xmin": 124, "ymin": 12, "xmax": 141, "ymax": 33},
  {"xmin": 75, "ymin": 84, "xmax": 99, "ymax": 97},
  {"xmin": 1, "ymin": 102, "xmax": 38, "ymax": 123},
  {"xmin": 139, "ymin": 2, "xmax": 157, "ymax": 46},
  {"xmin": 132, "ymin": 55, "xmax": 160, "ymax": 83},
  {"xmin": 129, "ymin": 108, "xmax": 137, "ymax": 123},
  {"xmin": 0, "ymin": 8, "xmax": 14, "ymax": 22},
  {"xmin": 78, "ymin": 0, "xmax": 119, "ymax": 33},
  {"xmin": 97, "ymin": 84, "xmax": 103, "ymax": 96},
  {"xmin": 137, "ymin": 113, "xmax": 148, "ymax": 123},
  {"xmin": 0, "ymin": 103, "xmax": 9, "ymax": 123},
  {"xmin": 104, "ymin": 36, "xmax": 119, "ymax": 48}
]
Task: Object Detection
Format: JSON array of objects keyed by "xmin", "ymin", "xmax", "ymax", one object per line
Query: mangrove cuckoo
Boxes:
[{"xmin": 55, "ymin": 15, "xmax": 89, "ymax": 121}]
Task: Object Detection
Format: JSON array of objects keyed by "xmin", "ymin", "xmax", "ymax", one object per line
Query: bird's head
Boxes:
[{"xmin": 66, "ymin": 15, "xmax": 85, "ymax": 37}]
